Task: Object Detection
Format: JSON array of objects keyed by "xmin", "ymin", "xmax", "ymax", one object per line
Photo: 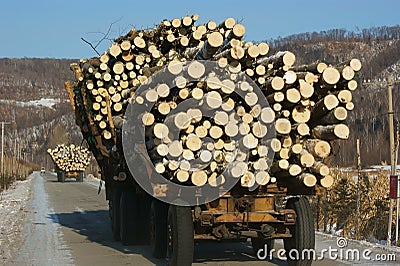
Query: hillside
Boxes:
[
  {"xmin": 1, "ymin": 25, "xmax": 400, "ymax": 168},
  {"xmin": 268, "ymin": 25, "xmax": 400, "ymax": 166}
]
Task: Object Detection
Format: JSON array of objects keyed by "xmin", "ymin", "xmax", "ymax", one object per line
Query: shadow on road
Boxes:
[
  {"xmin": 49, "ymin": 210, "xmax": 166, "ymax": 265},
  {"xmin": 50, "ymin": 209, "xmax": 286, "ymax": 265}
]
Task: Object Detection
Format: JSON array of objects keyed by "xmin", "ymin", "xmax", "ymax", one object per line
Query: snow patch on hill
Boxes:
[{"xmin": 0, "ymin": 98, "xmax": 65, "ymax": 110}]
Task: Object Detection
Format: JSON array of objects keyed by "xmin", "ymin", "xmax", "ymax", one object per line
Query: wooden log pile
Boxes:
[
  {"xmin": 68, "ymin": 14, "xmax": 361, "ymax": 192},
  {"xmin": 47, "ymin": 144, "xmax": 90, "ymax": 172}
]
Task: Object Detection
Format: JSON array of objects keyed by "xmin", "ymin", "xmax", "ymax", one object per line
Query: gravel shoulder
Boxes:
[{"xmin": 0, "ymin": 173, "xmax": 35, "ymax": 265}]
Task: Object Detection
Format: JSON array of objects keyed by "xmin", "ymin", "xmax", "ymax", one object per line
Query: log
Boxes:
[
  {"xmin": 256, "ymin": 51, "xmax": 296, "ymax": 68},
  {"xmin": 312, "ymin": 124, "xmax": 349, "ymax": 140},
  {"xmin": 205, "ymin": 91, "xmax": 223, "ymax": 109},
  {"xmin": 292, "ymin": 123, "xmax": 310, "ymax": 136},
  {"xmin": 310, "ymin": 161, "xmax": 330, "ymax": 176},
  {"xmin": 241, "ymin": 171, "xmax": 255, "ymax": 188},
  {"xmin": 153, "ymin": 123, "xmax": 169, "ymax": 139},
  {"xmin": 188, "ymin": 61, "xmax": 206, "ymax": 79},
  {"xmin": 242, "ymin": 133, "xmax": 258, "ymax": 149},
  {"xmin": 337, "ymin": 58, "xmax": 362, "ymax": 72},
  {"xmin": 340, "ymin": 66, "xmax": 355, "ymax": 81},
  {"xmin": 174, "ymin": 112, "xmax": 191, "ymax": 129},
  {"xmin": 319, "ymin": 174, "xmax": 334, "ymax": 188},
  {"xmin": 275, "ymin": 118, "xmax": 291, "ymax": 135},
  {"xmin": 255, "ymin": 171, "xmax": 270, "ymax": 185},
  {"xmin": 283, "ymin": 71, "xmax": 297, "ymax": 85},
  {"xmin": 194, "ymin": 32, "xmax": 224, "ymax": 60},
  {"xmin": 225, "ymin": 122, "xmax": 239, "ymax": 137},
  {"xmin": 281, "ymin": 135, "xmax": 293, "ymax": 148},
  {"xmin": 168, "ymin": 141, "xmax": 183, "ymax": 157},
  {"xmin": 321, "ymin": 67, "xmax": 340, "ymax": 85},
  {"xmin": 208, "ymin": 173, "xmax": 225, "ymax": 187},
  {"xmin": 191, "ymin": 170, "xmax": 208, "ymax": 186},
  {"xmin": 299, "ymin": 79, "xmax": 314, "ymax": 98},
  {"xmin": 304, "ymin": 139, "xmax": 331, "ymax": 158},
  {"xmin": 298, "ymin": 173, "xmax": 317, "ymax": 187},
  {"xmin": 253, "ymin": 158, "xmax": 269, "ymax": 171},
  {"xmin": 252, "ymin": 122, "xmax": 268, "ymax": 138},
  {"xmin": 260, "ymin": 107, "xmax": 275, "ymax": 124},
  {"xmin": 214, "ymin": 111, "xmax": 229, "ymax": 126},
  {"xmin": 291, "ymin": 143, "xmax": 303, "ymax": 154},
  {"xmin": 298, "ymin": 150, "xmax": 315, "ymax": 167},
  {"xmin": 271, "ymin": 159, "xmax": 289, "ymax": 172},
  {"xmin": 267, "ymin": 91, "xmax": 285, "ymax": 103},
  {"xmin": 176, "ymin": 170, "xmax": 190, "ymax": 183},
  {"xmin": 318, "ymin": 106, "xmax": 348, "ymax": 125},
  {"xmin": 186, "ymin": 134, "xmax": 202, "ymax": 151},
  {"xmin": 292, "ymin": 106, "xmax": 311, "ymax": 123},
  {"xmin": 290, "ymin": 61, "xmax": 327, "ymax": 74},
  {"xmin": 310, "ymin": 94, "xmax": 339, "ymax": 120},
  {"xmin": 265, "ymin": 76, "xmax": 285, "ymax": 91},
  {"xmin": 158, "ymin": 102, "xmax": 171, "ymax": 115},
  {"xmin": 209, "ymin": 126, "xmax": 223, "ymax": 139},
  {"xmin": 335, "ymin": 90, "xmax": 352, "ymax": 103},
  {"xmin": 285, "ymin": 88, "xmax": 301, "ymax": 105},
  {"xmin": 297, "ymin": 72, "xmax": 318, "ymax": 84},
  {"xmin": 288, "ymin": 164, "xmax": 302, "ymax": 176}
]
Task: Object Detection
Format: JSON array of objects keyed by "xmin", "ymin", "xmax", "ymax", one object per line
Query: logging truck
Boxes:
[
  {"xmin": 47, "ymin": 144, "xmax": 90, "ymax": 183},
  {"xmin": 66, "ymin": 14, "xmax": 360, "ymax": 266},
  {"xmin": 55, "ymin": 166, "xmax": 84, "ymax": 183}
]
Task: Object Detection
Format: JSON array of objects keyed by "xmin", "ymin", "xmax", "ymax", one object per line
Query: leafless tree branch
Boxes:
[
  {"xmin": 80, "ymin": 17, "xmax": 123, "ymax": 56},
  {"xmin": 81, "ymin": 37, "xmax": 101, "ymax": 56}
]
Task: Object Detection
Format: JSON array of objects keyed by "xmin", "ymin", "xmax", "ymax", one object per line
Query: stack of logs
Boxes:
[
  {"xmin": 68, "ymin": 14, "xmax": 361, "ymax": 190},
  {"xmin": 47, "ymin": 144, "xmax": 90, "ymax": 172}
]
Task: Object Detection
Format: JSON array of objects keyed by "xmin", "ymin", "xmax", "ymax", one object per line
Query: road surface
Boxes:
[{"xmin": 7, "ymin": 172, "xmax": 399, "ymax": 265}]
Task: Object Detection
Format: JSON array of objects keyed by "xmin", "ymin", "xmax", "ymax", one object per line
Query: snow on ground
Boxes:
[
  {"xmin": 316, "ymin": 231, "xmax": 400, "ymax": 254},
  {"xmin": 0, "ymin": 98, "xmax": 65, "ymax": 110},
  {"xmin": 12, "ymin": 173, "xmax": 73, "ymax": 265},
  {"xmin": 0, "ymin": 173, "xmax": 35, "ymax": 265}
]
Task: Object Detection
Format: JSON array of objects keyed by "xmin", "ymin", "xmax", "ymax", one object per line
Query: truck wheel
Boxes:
[
  {"xmin": 77, "ymin": 172, "xmax": 84, "ymax": 182},
  {"xmin": 119, "ymin": 188, "xmax": 139, "ymax": 245},
  {"xmin": 284, "ymin": 197, "xmax": 315, "ymax": 266},
  {"xmin": 60, "ymin": 172, "xmax": 66, "ymax": 183},
  {"xmin": 167, "ymin": 206, "xmax": 194, "ymax": 266},
  {"xmin": 57, "ymin": 172, "xmax": 62, "ymax": 182},
  {"xmin": 137, "ymin": 194, "xmax": 151, "ymax": 244},
  {"xmin": 111, "ymin": 188, "xmax": 122, "ymax": 241},
  {"xmin": 251, "ymin": 236, "xmax": 274, "ymax": 260},
  {"xmin": 150, "ymin": 199, "xmax": 168, "ymax": 259}
]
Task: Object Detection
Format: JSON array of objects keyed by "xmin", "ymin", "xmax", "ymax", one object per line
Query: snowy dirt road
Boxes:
[{"xmin": 1, "ymin": 172, "xmax": 400, "ymax": 265}]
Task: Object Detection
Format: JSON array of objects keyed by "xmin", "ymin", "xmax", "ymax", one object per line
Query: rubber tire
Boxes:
[
  {"xmin": 137, "ymin": 193, "xmax": 151, "ymax": 245},
  {"xmin": 284, "ymin": 197, "xmax": 315, "ymax": 266},
  {"xmin": 77, "ymin": 172, "xmax": 84, "ymax": 182},
  {"xmin": 57, "ymin": 172, "xmax": 62, "ymax": 182},
  {"xmin": 111, "ymin": 188, "xmax": 122, "ymax": 241},
  {"xmin": 150, "ymin": 200, "xmax": 168, "ymax": 259},
  {"xmin": 167, "ymin": 206, "xmax": 194, "ymax": 266},
  {"xmin": 251, "ymin": 236, "xmax": 275, "ymax": 260},
  {"xmin": 60, "ymin": 172, "xmax": 66, "ymax": 183},
  {"xmin": 119, "ymin": 188, "xmax": 139, "ymax": 245}
]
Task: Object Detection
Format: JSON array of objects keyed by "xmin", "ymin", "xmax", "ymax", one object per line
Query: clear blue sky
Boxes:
[{"xmin": 1, "ymin": 0, "xmax": 399, "ymax": 59}]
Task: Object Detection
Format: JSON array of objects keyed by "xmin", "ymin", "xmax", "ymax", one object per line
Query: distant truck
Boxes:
[
  {"xmin": 55, "ymin": 165, "xmax": 84, "ymax": 182},
  {"xmin": 47, "ymin": 144, "xmax": 90, "ymax": 183}
]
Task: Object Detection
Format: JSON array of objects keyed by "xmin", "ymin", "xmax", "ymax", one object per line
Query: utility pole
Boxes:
[
  {"xmin": 1, "ymin": 121, "xmax": 12, "ymax": 190},
  {"xmin": 1, "ymin": 122, "xmax": 4, "ymax": 189},
  {"xmin": 356, "ymin": 139, "xmax": 361, "ymax": 240},
  {"xmin": 395, "ymin": 123, "xmax": 400, "ymax": 243},
  {"xmin": 387, "ymin": 75, "xmax": 396, "ymax": 246}
]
